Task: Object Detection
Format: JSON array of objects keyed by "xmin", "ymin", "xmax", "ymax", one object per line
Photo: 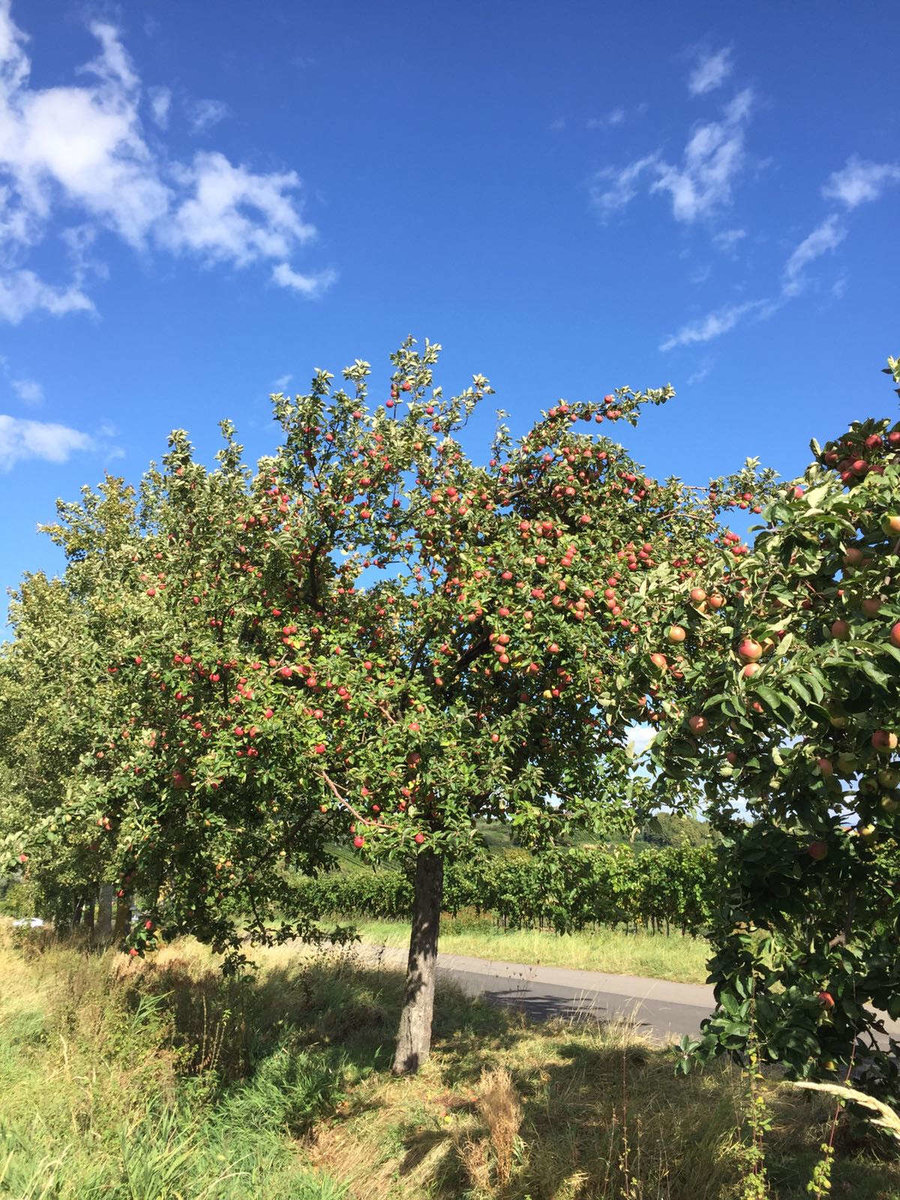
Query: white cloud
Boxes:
[
  {"xmin": 660, "ymin": 299, "xmax": 766, "ymax": 351},
  {"xmin": 188, "ymin": 98, "xmax": 229, "ymax": 134},
  {"xmin": 686, "ymin": 358, "xmax": 714, "ymax": 385},
  {"xmin": 712, "ymin": 227, "xmax": 746, "ymax": 252},
  {"xmin": 652, "ymin": 89, "xmax": 753, "ymax": 222},
  {"xmin": 628, "ymin": 724, "xmax": 656, "ymax": 756},
  {"xmin": 11, "ymin": 375, "xmax": 41, "ymax": 404},
  {"xmin": 688, "ymin": 48, "xmax": 733, "ymax": 96},
  {"xmin": 589, "ymin": 154, "xmax": 659, "ymax": 218},
  {"xmin": 165, "ymin": 152, "xmax": 317, "ymax": 266},
  {"xmin": 271, "ymin": 262, "xmax": 337, "ymax": 297},
  {"xmin": 0, "ymin": 413, "xmax": 93, "ymax": 469},
  {"xmin": 783, "ymin": 214, "xmax": 845, "ymax": 296},
  {"xmin": 822, "ymin": 156, "xmax": 900, "ymax": 209},
  {"xmin": 272, "ymin": 373, "xmax": 292, "ymax": 390},
  {"xmin": 586, "ymin": 107, "xmax": 626, "ymax": 130},
  {"xmin": 0, "ymin": 269, "xmax": 94, "ymax": 322},
  {"xmin": 0, "ymin": 1, "xmax": 329, "ymax": 320},
  {"xmin": 148, "ymin": 85, "xmax": 171, "ymax": 128},
  {"xmin": 592, "ymin": 89, "xmax": 753, "ymax": 224}
]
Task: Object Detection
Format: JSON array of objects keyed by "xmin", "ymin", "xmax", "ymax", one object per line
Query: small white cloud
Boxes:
[
  {"xmin": 548, "ymin": 116, "xmax": 566, "ymax": 132},
  {"xmin": 652, "ymin": 88, "xmax": 753, "ymax": 222},
  {"xmin": 660, "ymin": 298, "xmax": 766, "ymax": 351},
  {"xmin": 272, "ymin": 373, "xmax": 293, "ymax": 390},
  {"xmin": 11, "ymin": 376, "xmax": 42, "ymax": 405},
  {"xmin": 586, "ymin": 107, "xmax": 626, "ymax": 130},
  {"xmin": 0, "ymin": 270, "xmax": 94, "ymax": 323},
  {"xmin": 783, "ymin": 214, "xmax": 845, "ymax": 296},
  {"xmin": 0, "ymin": 413, "xmax": 94, "ymax": 469},
  {"xmin": 712, "ymin": 227, "xmax": 746, "ymax": 252},
  {"xmin": 593, "ymin": 89, "xmax": 753, "ymax": 225},
  {"xmin": 822, "ymin": 156, "xmax": 900, "ymax": 209},
  {"xmin": 688, "ymin": 48, "xmax": 733, "ymax": 96},
  {"xmin": 628, "ymin": 724, "xmax": 656, "ymax": 756},
  {"xmin": 589, "ymin": 154, "xmax": 659, "ymax": 218},
  {"xmin": 148, "ymin": 85, "xmax": 171, "ymax": 128},
  {"xmin": 188, "ymin": 98, "xmax": 229, "ymax": 135},
  {"xmin": 271, "ymin": 262, "xmax": 337, "ymax": 297},
  {"xmin": 164, "ymin": 152, "xmax": 317, "ymax": 267},
  {"xmin": 687, "ymin": 358, "xmax": 714, "ymax": 385}
]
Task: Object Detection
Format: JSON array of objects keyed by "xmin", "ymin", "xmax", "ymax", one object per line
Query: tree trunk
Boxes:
[
  {"xmin": 96, "ymin": 886, "xmax": 114, "ymax": 938},
  {"xmin": 83, "ymin": 894, "xmax": 95, "ymax": 935},
  {"xmin": 114, "ymin": 895, "xmax": 132, "ymax": 940},
  {"xmin": 392, "ymin": 851, "xmax": 443, "ymax": 1075}
]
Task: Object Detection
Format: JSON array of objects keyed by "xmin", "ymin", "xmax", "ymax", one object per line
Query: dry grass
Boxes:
[{"xmin": 2, "ymin": 922, "xmax": 899, "ymax": 1200}]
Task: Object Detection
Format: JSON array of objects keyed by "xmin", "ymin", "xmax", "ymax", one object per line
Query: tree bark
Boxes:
[
  {"xmin": 96, "ymin": 886, "xmax": 114, "ymax": 939},
  {"xmin": 114, "ymin": 895, "xmax": 132, "ymax": 940},
  {"xmin": 392, "ymin": 851, "xmax": 443, "ymax": 1075}
]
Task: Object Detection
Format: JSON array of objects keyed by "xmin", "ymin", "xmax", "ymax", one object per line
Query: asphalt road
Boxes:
[{"xmin": 360, "ymin": 946, "xmax": 715, "ymax": 1042}]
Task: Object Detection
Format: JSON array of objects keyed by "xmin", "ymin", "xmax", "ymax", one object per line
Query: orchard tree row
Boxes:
[
  {"xmin": 289, "ymin": 842, "xmax": 716, "ymax": 935},
  {"xmin": 1, "ymin": 341, "xmax": 897, "ymax": 1092}
]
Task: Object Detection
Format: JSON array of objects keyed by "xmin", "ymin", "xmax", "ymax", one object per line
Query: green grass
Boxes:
[
  {"xmin": 351, "ymin": 912, "xmax": 713, "ymax": 984},
  {"xmin": 1, "ymin": 922, "xmax": 899, "ymax": 1200}
]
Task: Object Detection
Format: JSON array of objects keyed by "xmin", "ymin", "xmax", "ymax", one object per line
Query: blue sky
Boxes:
[{"xmin": 1, "ymin": 0, "xmax": 898, "ymax": 623}]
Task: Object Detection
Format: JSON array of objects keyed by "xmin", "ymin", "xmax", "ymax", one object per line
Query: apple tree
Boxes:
[
  {"xmin": 648, "ymin": 357, "xmax": 900, "ymax": 1100},
  {"xmin": 3, "ymin": 338, "xmax": 762, "ymax": 1073}
]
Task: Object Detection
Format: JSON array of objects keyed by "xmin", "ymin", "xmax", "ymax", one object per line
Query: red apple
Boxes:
[
  {"xmin": 737, "ymin": 638, "xmax": 763, "ymax": 663},
  {"xmin": 830, "ymin": 620, "xmax": 850, "ymax": 641},
  {"xmin": 353, "ymin": 835, "xmax": 365, "ymax": 849},
  {"xmin": 667, "ymin": 625, "xmax": 687, "ymax": 644},
  {"xmin": 688, "ymin": 715, "xmax": 708, "ymax": 735},
  {"xmin": 808, "ymin": 841, "xmax": 828, "ymax": 861},
  {"xmin": 817, "ymin": 990, "xmax": 835, "ymax": 1009},
  {"xmin": 890, "ymin": 622, "xmax": 900, "ymax": 649},
  {"xmin": 872, "ymin": 730, "xmax": 898, "ymax": 754}
]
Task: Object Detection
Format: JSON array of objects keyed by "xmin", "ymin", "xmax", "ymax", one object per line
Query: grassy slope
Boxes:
[
  {"xmin": 1, "ymin": 924, "xmax": 897, "ymax": 1200},
  {"xmin": 351, "ymin": 914, "xmax": 712, "ymax": 984}
]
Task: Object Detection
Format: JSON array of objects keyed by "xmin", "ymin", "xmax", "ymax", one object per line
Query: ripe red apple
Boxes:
[
  {"xmin": 667, "ymin": 625, "xmax": 687, "ymax": 644},
  {"xmin": 353, "ymin": 835, "xmax": 365, "ymax": 848},
  {"xmin": 689, "ymin": 587, "xmax": 707, "ymax": 605},
  {"xmin": 807, "ymin": 841, "xmax": 828, "ymax": 861},
  {"xmin": 817, "ymin": 990, "xmax": 835, "ymax": 1009},
  {"xmin": 414, "ymin": 832, "xmax": 425, "ymax": 845},
  {"xmin": 830, "ymin": 619, "xmax": 850, "ymax": 641},
  {"xmin": 872, "ymin": 730, "xmax": 898, "ymax": 755},
  {"xmin": 861, "ymin": 597, "xmax": 882, "ymax": 617},
  {"xmin": 816, "ymin": 758, "xmax": 833, "ymax": 776},
  {"xmin": 737, "ymin": 638, "xmax": 763, "ymax": 663},
  {"xmin": 890, "ymin": 622, "xmax": 900, "ymax": 649},
  {"xmin": 649, "ymin": 652, "xmax": 668, "ymax": 672},
  {"xmin": 688, "ymin": 715, "xmax": 708, "ymax": 735},
  {"xmin": 708, "ymin": 592, "xmax": 725, "ymax": 610}
]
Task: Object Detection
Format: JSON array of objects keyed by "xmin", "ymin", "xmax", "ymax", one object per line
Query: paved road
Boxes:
[{"xmin": 358, "ymin": 945, "xmax": 715, "ymax": 1042}]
